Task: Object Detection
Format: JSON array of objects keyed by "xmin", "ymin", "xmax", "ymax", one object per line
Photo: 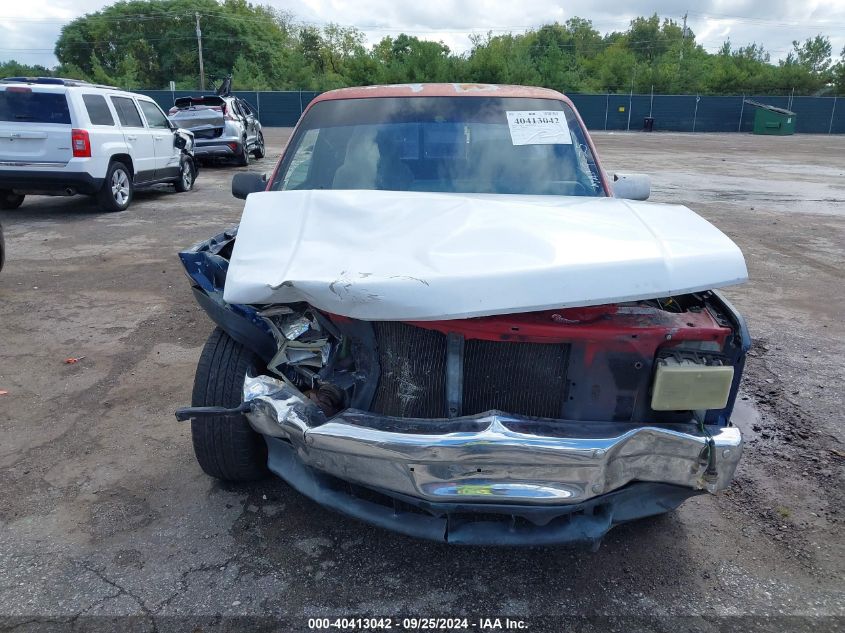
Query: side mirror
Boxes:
[
  {"xmin": 232, "ymin": 171, "xmax": 267, "ymax": 200},
  {"xmin": 173, "ymin": 133, "xmax": 187, "ymax": 150},
  {"xmin": 612, "ymin": 173, "xmax": 651, "ymax": 201}
]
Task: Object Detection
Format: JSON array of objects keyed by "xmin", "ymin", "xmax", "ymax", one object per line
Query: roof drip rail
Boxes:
[{"xmin": 0, "ymin": 77, "xmax": 121, "ymax": 90}]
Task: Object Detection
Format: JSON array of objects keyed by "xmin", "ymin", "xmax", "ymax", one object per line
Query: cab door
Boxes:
[
  {"xmin": 236, "ymin": 99, "xmax": 257, "ymax": 145},
  {"xmin": 109, "ymin": 95, "xmax": 156, "ymax": 182},
  {"xmin": 136, "ymin": 98, "xmax": 180, "ymax": 180}
]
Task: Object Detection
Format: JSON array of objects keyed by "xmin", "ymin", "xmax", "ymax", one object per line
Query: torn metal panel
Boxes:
[
  {"xmin": 260, "ymin": 307, "xmax": 331, "ymax": 377},
  {"xmin": 223, "ymin": 189, "xmax": 749, "ymax": 320}
]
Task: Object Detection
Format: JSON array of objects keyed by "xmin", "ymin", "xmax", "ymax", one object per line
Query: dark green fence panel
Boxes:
[
  {"xmin": 137, "ymin": 89, "xmax": 841, "ymax": 133},
  {"xmin": 647, "ymin": 95, "xmax": 695, "ymax": 131},
  {"xmin": 694, "ymin": 96, "xmax": 744, "ymax": 132},
  {"xmin": 567, "ymin": 94, "xmax": 609, "ymax": 129},
  {"xmin": 789, "ymin": 97, "xmax": 836, "ymax": 134},
  {"xmin": 252, "ymin": 92, "xmax": 306, "ymax": 126},
  {"xmin": 831, "ymin": 99, "xmax": 845, "ymax": 134}
]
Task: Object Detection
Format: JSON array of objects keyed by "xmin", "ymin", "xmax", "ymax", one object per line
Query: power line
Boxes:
[
  {"xmin": 686, "ymin": 10, "xmax": 845, "ymax": 29},
  {"xmin": 1, "ymin": 9, "xmax": 843, "ymax": 30}
]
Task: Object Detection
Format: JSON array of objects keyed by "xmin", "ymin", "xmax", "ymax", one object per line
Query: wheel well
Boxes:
[{"xmin": 109, "ymin": 154, "xmax": 134, "ymax": 176}]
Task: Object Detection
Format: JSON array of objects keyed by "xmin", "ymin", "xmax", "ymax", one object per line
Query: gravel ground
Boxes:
[{"xmin": 0, "ymin": 129, "xmax": 843, "ymax": 632}]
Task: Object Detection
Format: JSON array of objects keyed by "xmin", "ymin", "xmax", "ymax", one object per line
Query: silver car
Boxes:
[{"xmin": 168, "ymin": 95, "xmax": 264, "ymax": 166}]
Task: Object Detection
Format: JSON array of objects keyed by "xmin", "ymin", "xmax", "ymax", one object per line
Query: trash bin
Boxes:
[
  {"xmin": 745, "ymin": 100, "xmax": 796, "ymax": 135},
  {"xmin": 643, "ymin": 117, "xmax": 655, "ymax": 132}
]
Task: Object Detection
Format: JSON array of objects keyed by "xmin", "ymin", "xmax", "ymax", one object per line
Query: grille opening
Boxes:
[
  {"xmin": 462, "ymin": 339, "xmax": 569, "ymax": 418},
  {"xmin": 370, "ymin": 322, "xmax": 447, "ymax": 418},
  {"xmin": 369, "ymin": 323, "xmax": 569, "ymax": 419}
]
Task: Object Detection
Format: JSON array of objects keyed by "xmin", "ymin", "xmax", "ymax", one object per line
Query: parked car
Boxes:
[
  {"xmin": 0, "ymin": 77, "xmax": 197, "ymax": 212},
  {"xmin": 168, "ymin": 93, "xmax": 264, "ymax": 166},
  {"xmin": 176, "ymin": 84, "xmax": 750, "ymax": 547}
]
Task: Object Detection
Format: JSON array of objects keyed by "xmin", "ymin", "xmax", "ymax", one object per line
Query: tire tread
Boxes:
[{"xmin": 190, "ymin": 328, "xmax": 268, "ymax": 481}]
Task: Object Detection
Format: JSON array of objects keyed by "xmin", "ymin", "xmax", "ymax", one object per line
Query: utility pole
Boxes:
[
  {"xmin": 195, "ymin": 12, "xmax": 205, "ymax": 91},
  {"xmin": 680, "ymin": 12, "xmax": 688, "ymax": 62}
]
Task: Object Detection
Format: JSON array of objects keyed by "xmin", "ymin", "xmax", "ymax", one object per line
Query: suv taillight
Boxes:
[{"xmin": 71, "ymin": 129, "xmax": 91, "ymax": 158}]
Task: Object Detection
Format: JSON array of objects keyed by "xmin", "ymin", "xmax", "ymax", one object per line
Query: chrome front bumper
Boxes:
[{"xmin": 243, "ymin": 375, "xmax": 743, "ymax": 506}]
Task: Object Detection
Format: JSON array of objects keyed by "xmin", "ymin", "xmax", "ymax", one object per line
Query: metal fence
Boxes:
[{"xmin": 138, "ymin": 89, "xmax": 844, "ymax": 134}]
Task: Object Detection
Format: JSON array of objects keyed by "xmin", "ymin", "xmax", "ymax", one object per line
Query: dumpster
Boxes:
[{"xmin": 745, "ymin": 100, "xmax": 796, "ymax": 135}]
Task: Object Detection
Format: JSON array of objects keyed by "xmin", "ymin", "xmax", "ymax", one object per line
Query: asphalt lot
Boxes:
[{"xmin": 0, "ymin": 129, "xmax": 843, "ymax": 631}]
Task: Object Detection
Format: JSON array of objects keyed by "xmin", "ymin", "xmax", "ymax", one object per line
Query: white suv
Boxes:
[{"xmin": 0, "ymin": 77, "xmax": 197, "ymax": 212}]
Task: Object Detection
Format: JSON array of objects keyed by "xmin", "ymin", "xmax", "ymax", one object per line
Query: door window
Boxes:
[
  {"xmin": 281, "ymin": 128, "xmax": 318, "ymax": 190},
  {"xmin": 110, "ymin": 96, "xmax": 144, "ymax": 127},
  {"xmin": 82, "ymin": 94, "xmax": 114, "ymax": 126},
  {"xmin": 137, "ymin": 100, "xmax": 170, "ymax": 129}
]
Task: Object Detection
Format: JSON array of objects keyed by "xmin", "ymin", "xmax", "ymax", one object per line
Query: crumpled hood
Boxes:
[{"xmin": 223, "ymin": 190, "xmax": 748, "ymax": 320}]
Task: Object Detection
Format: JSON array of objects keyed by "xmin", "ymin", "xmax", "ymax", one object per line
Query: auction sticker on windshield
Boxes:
[{"xmin": 506, "ymin": 110, "xmax": 572, "ymax": 145}]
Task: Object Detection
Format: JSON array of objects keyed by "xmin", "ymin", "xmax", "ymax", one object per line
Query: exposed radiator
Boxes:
[
  {"xmin": 463, "ymin": 338, "xmax": 569, "ymax": 418},
  {"xmin": 370, "ymin": 323, "xmax": 569, "ymax": 419},
  {"xmin": 370, "ymin": 322, "xmax": 447, "ymax": 418}
]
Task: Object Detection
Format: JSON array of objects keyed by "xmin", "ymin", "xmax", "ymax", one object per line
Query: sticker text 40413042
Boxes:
[{"xmin": 505, "ymin": 110, "xmax": 572, "ymax": 146}]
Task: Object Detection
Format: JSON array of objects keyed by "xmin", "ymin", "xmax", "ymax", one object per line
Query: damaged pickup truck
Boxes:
[{"xmin": 176, "ymin": 84, "xmax": 750, "ymax": 547}]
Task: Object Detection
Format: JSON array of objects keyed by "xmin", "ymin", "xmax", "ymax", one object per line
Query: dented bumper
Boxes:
[{"xmin": 243, "ymin": 375, "xmax": 742, "ymax": 509}]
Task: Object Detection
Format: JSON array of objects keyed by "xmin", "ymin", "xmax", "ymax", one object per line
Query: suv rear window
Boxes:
[
  {"xmin": 110, "ymin": 96, "xmax": 144, "ymax": 127},
  {"xmin": 0, "ymin": 89, "xmax": 71, "ymax": 124},
  {"xmin": 82, "ymin": 94, "xmax": 114, "ymax": 125}
]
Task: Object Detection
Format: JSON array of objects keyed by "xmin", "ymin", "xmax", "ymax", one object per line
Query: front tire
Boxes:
[
  {"xmin": 174, "ymin": 159, "xmax": 195, "ymax": 193},
  {"xmin": 0, "ymin": 190, "xmax": 24, "ymax": 210},
  {"xmin": 97, "ymin": 161, "xmax": 133, "ymax": 212},
  {"xmin": 190, "ymin": 328, "xmax": 269, "ymax": 482}
]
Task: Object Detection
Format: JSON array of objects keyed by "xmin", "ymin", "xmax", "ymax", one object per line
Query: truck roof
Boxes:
[{"xmin": 311, "ymin": 83, "xmax": 572, "ymax": 105}]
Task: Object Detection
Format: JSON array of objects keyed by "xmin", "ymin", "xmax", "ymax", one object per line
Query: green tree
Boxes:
[
  {"xmin": 467, "ymin": 32, "xmax": 540, "ymax": 85},
  {"xmin": 0, "ymin": 2, "xmax": 829, "ymax": 97},
  {"xmin": 833, "ymin": 46, "xmax": 845, "ymax": 95},
  {"xmin": 54, "ymin": 0, "xmax": 296, "ymax": 89},
  {"xmin": 373, "ymin": 34, "xmax": 453, "ymax": 84},
  {"xmin": 792, "ymin": 35, "xmax": 833, "ymax": 75}
]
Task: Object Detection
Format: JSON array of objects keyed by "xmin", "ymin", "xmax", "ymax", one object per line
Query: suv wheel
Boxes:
[
  {"xmin": 252, "ymin": 132, "xmax": 265, "ymax": 159},
  {"xmin": 175, "ymin": 159, "xmax": 195, "ymax": 193},
  {"xmin": 190, "ymin": 328, "xmax": 269, "ymax": 481},
  {"xmin": 98, "ymin": 161, "xmax": 133, "ymax": 212},
  {"xmin": 235, "ymin": 138, "xmax": 250, "ymax": 167},
  {"xmin": 0, "ymin": 190, "xmax": 24, "ymax": 210}
]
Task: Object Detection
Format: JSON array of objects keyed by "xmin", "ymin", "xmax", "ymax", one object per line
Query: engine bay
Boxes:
[{"xmin": 255, "ymin": 292, "xmax": 743, "ymax": 425}]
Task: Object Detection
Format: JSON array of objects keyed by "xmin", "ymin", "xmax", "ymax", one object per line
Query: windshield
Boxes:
[{"xmin": 270, "ymin": 96, "xmax": 605, "ymax": 197}]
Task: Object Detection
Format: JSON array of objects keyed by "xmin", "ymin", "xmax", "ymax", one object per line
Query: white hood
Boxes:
[{"xmin": 223, "ymin": 190, "xmax": 747, "ymax": 320}]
